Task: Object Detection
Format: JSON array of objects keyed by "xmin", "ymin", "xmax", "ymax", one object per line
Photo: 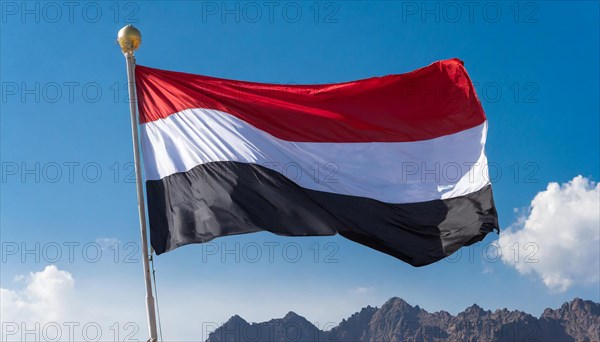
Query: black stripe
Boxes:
[{"xmin": 146, "ymin": 162, "xmax": 498, "ymax": 266}]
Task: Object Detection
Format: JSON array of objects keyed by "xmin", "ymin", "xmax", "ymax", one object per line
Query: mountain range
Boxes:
[{"xmin": 206, "ymin": 297, "xmax": 599, "ymax": 342}]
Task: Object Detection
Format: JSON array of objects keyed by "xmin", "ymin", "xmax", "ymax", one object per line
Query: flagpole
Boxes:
[{"xmin": 117, "ymin": 25, "xmax": 159, "ymax": 342}]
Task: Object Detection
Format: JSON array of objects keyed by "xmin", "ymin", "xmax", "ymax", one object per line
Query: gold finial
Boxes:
[{"xmin": 117, "ymin": 25, "xmax": 142, "ymax": 54}]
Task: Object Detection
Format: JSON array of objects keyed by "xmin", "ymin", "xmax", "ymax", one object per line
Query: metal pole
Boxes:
[{"xmin": 117, "ymin": 25, "xmax": 158, "ymax": 342}]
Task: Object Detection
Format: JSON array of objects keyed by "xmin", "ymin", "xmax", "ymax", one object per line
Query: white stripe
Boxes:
[{"xmin": 140, "ymin": 108, "xmax": 490, "ymax": 204}]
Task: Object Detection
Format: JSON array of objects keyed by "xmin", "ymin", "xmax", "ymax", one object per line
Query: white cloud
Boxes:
[
  {"xmin": 1, "ymin": 265, "xmax": 145, "ymax": 341},
  {"xmin": 1, "ymin": 265, "xmax": 74, "ymax": 323},
  {"xmin": 498, "ymin": 176, "xmax": 600, "ymax": 292},
  {"xmin": 95, "ymin": 237, "xmax": 121, "ymax": 249},
  {"xmin": 351, "ymin": 287, "xmax": 375, "ymax": 294},
  {"xmin": 482, "ymin": 265, "xmax": 493, "ymax": 274}
]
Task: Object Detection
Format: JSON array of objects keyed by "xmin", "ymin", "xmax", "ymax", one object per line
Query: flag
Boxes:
[{"xmin": 135, "ymin": 58, "xmax": 499, "ymax": 266}]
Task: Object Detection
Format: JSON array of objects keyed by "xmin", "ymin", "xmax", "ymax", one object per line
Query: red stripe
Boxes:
[{"xmin": 135, "ymin": 58, "xmax": 485, "ymax": 142}]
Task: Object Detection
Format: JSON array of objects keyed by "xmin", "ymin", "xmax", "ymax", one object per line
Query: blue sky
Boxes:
[{"xmin": 1, "ymin": 1, "xmax": 599, "ymax": 341}]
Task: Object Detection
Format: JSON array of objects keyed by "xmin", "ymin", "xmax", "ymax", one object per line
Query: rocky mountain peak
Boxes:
[{"xmin": 206, "ymin": 297, "xmax": 600, "ymax": 342}]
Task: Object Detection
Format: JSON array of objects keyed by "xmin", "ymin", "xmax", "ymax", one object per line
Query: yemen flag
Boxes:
[{"xmin": 135, "ymin": 58, "xmax": 499, "ymax": 266}]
